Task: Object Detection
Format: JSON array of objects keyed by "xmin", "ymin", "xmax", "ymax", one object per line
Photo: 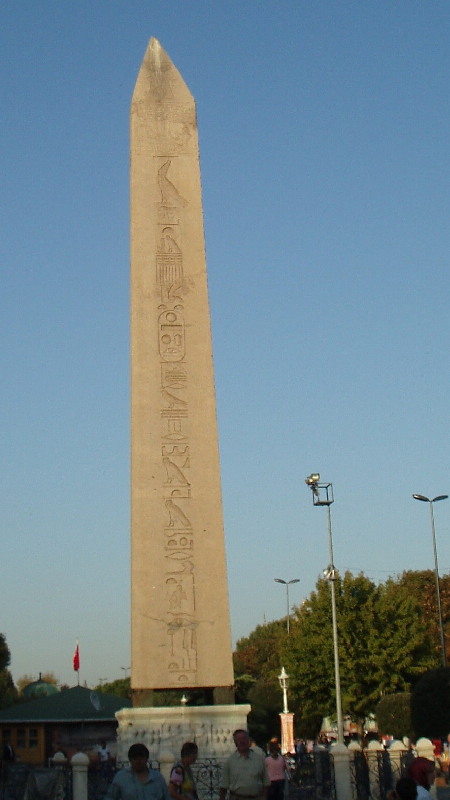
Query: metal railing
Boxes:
[
  {"xmin": 289, "ymin": 752, "xmax": 336, "ymax": 800},
  {"xmin": 192, "ymin": 759, "xmax": 222, "ymax": 800},
  {"xmin": 349, "ymin": 749, "xmax": 415, "ymax": 800}
]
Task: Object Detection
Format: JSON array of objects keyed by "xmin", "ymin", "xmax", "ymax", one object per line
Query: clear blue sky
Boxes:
[{"xmin": 1, "ymin": 1, "xmax": 450, "ymax": 690}]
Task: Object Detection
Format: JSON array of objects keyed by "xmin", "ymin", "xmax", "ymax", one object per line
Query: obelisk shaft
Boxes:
[{"xmin": 130, "ymin": 38, "xmax": 234, "ymax": 696}]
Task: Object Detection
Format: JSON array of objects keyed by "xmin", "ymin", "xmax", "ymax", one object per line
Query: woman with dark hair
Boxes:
[
  {"xmin": 408, "ymin": 757, "xmax": 435, "ymax": 800},
  {"xmin": 168, "ymin": 742, "xmax": 199, "ymax": 800}
]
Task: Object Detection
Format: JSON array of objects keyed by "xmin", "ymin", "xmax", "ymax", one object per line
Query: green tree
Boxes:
[
  {"xmin": 0, "ymin": 634, "xmax": 11, "ymax": 673},
  {"xmin": 94, "ymin": 678, "xmax": 131, "ymax": 699},
  {"xmin": 332, "ymin": 572, "xmax": 381, "ymax": 721},
  {"xmin": 373, "ymin": 578, "xmax": 436, "ymax": 693},
  {"xmin": 285, "ymin": 572, "xmax": 435, "ymax": 727},
  {"xmin": 410, "ymin": 667, "xmax": 450, "ymax": 739},
  {"xmin": 396, "ymin": 570, "xmax": 450, "ymax": 666},
  {"xmin": 234, "ymin": 619, "xmax": 286, "ymax": 678},
  {"xmin": 285, "ymin": 576, "xmax": 340, "ymax": 726},
  {"xmin": 375, "ymin": 693, "xmax": 413, "ymax": 740},
  {"xmin": 247, "ymin": 675, "xmax": 282, "ymax": 746},
  {"xmin": 234, "ymin": 619, "xmax": 288, "ymax": 743},
  {"xmin": 230, "ymin": 570, "xmax": 448, "ymax": 744},
  {"xmin": 0, "ymin": 633, "xmax": 18, "ymax": 709}
]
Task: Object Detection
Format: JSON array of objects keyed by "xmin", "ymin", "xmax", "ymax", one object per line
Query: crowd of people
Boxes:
[
  {"xmin": 99, "ymin": 730, "xmax": 439, "ymax": 800},
  {"xmin": 104, "ymin": 730, "xmax": 280, "ymax": 800}
]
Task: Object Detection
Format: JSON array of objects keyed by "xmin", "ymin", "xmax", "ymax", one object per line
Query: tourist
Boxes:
[
  {"xmin": 219, "ymin": 729, "xmax": 270, "ymax": 800},
  {"xmin": 264, "ymin": 741, "xmax": 287, "ymax": 800},
  {"xmin": 408, "ymin": 757, "xmax": 435, "ymax": 800},
  {"xmin": 168, "ymin": 742, "xmax": 199, "ymax": 800},
  {"xmin": 98, "ymin": 740, "xmax": 112, "ymax": 777},
  {"xmin": 105, "ymin": 743, "xmax": 170, "ymax": 800}
]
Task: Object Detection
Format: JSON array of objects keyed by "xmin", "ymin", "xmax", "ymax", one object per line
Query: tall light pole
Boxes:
[
  {"xmin": 412, "ymin": 493, "xmax": 448, "ymax": 667},
  {"xmin": 274, "ymin": 578, "xmax": 300, "ymax": 634},
  {"xmin": 305, "ymin": 473, "xmax": 344, "ymax": 745},
  {"xmin": 278, "ymin": 667, "xmax": 294, "ymax": 754}
]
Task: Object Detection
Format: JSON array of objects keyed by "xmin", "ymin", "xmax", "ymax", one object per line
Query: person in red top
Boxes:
[{"xmin": 264, "ymin": 742, "xmax": 287, "ymax": 800}]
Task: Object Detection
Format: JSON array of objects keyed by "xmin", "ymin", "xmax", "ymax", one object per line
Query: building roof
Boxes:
[
  {"xmin": 0, "ymin": 686, "xmax": 131, "ymax": 723},
  {"xmin": 23, "ymin": 676, "xmax": 59, "ymax": 700}
]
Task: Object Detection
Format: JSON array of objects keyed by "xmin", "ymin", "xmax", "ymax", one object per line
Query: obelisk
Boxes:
[{"xmin": 130, "ymin": 38, "xmax": 234, "ymax": 704}]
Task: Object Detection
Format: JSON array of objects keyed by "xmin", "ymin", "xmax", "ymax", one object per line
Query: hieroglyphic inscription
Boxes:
[
  {"xmin": 156, "ymin": 157, "xmax": 198, "ymax": 685},
  {"xmin": 131, "ymin": 98, "xmax": 195, "ymax": 156}
]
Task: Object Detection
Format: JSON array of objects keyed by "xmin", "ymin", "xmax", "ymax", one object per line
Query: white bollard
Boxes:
[
  {"xmin": 71, "ymin": 752, "xmax": 90, "ymax": 800},
  {"xmin": 366, "ymin": 740, "xmax": 385, "ymax": 800},
  {"xmin": 415, "ymin": 738, "xmax": 435, "ymax": 761},
  {"xmin": 51, "ymin": 752, "xmax": 67, "ymax": 768},
  {"xmin": 331, "ymin": 743, "xmax": 352, "ymax": 800},
  {"xmin": 388, "ymin": 740, "xmax": 406, "ymax": 785}
]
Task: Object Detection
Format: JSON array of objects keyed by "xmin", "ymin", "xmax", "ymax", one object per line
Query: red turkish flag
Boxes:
[{"xmin": 73, "ymin": 643, "xmax": 80, "ymax": 672}]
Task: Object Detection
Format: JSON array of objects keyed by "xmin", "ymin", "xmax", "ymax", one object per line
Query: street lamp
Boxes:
[
  {"xmin": 278, "ymin": 666, "xmax": 289, "ymax": 714},
  {"xmin": 277, "ymin": 666, "xmax": 294, "ymax": 754},
  {"xmin": 412, "ymin": 493, "xmax": 448, "ymax": 667},
  {"xmin": 274, "ymin": 578, "xmax": 300, "ymax": 634},
  {"xmin": 305, "ymin": 473, "xmax": 344, "ymax": 745}
]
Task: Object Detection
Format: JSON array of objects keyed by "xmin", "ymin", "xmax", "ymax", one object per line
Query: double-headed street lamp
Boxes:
[
  {"xmin": 274, "ymin": 578, "xmax": 300, "ymax": 634},
  {"xmin": 305, "ymin": 473, "xmax": 344, "ymax": 745},
  {"xmin": 412, "ymin": 493, "xmax": 448, "ymax": 667}
]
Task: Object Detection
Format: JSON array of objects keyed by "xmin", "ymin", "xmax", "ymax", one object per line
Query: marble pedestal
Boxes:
[
  {"xmin": 279, "ymin": 712, "xmax": 294, "ymax": 755},
  {"xmin": 116, "ymin": 704, "xmax": 251, "ymax": 777}
]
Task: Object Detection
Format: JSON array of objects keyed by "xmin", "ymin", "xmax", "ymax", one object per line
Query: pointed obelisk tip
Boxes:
[
  {"xmin": 134, "ymin": 36, "xmax": 193, "ymax": 103},
  {"xmin": 144, "ymin": 36, "xmax": 170, "ymax": 67}
]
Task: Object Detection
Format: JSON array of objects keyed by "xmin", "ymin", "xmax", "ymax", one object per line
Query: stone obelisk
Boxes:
[{"xmin": 130, "ymin": 38, "xmax": 234, "ymax": 704}]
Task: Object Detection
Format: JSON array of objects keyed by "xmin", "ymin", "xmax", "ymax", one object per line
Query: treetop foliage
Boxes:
[
  {"xmin": 411, "ymin": 667, "xmax": 450, "ymax": 739},
  {"xmin": 0, "ymin": 633, "xmax": 18, "ymax": 710},
  {"xmin": 235, "ymin": 570, "xmax": 446, "ymax": 741}
]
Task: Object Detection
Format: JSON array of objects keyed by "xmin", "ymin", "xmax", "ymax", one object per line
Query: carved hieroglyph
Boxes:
[{"xmin": 130, "ymin": 38, "xmax": 234, "ymax": 691}]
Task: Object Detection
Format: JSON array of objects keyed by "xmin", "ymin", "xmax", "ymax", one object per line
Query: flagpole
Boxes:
[{"xmin": 73, "ymin": 640, "xmax": 80, "ymax": 686}]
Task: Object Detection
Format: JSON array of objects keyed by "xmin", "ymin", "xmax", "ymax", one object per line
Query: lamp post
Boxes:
[
  {"xmin": 278, "ymin": 666, "xmax": 289, "ymax": 714},
  {"xmin": 274, "ymin": 578, "xmax": 300, "ymax": 634},
  {"xmin": 278, "ymin": 667, "xmax": 294, "ymax": 754},
  {"xmin": 412, "ymin": 493, "xmax": 448, "ymax": 667},
  {"xmin": 305, "ymin": 473, "xmax": 344, "ymax": 745}
]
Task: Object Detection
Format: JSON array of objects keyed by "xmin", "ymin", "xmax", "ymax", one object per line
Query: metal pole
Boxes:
[
  {"xmin": 429, "ymin": 501, "xmax": 446, "ymax": 667},
  {"xmin": 282, "ymin": 684, "xmax": 288, "ymax": 714},
  {"xmin": 274, "ymin": 578, "xmax": 299, "ymax": 634},
  {"xmin": 413, "ymin": 494, "xmax": 447, "ymax": 667},
  {"xmin": 327, "ymin": 504, "xmax": 344, "ymax": 745},
  {"xmin": 286, "ymin": 583, "xmax": 290, "ymax": 635}
]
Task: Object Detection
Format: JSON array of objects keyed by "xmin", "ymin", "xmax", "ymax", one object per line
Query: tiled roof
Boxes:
[{"xmin": 0, "ymin": 686, "xmax": 131, "ymax": 723}]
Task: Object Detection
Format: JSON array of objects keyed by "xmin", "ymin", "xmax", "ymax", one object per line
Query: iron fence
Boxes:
[
  {"xmin": 192, "ymin": 759, "xmax": 222, "ymax": 800},
  {"xmin": 349, "ymin": 749, "xmax": 415, "ymax": 800},
  {"xmin": 289, "ymin": 751, "xmax": 336, "ymax": 800},
  {"xmin": 0, "ymin": 764, "xmax": 70, "ymax": 800}
]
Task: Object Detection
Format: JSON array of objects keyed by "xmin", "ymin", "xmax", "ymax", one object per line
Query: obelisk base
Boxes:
[{"xmin": 116, "ymin": 704, "xmax": 251, "ymax": 777}]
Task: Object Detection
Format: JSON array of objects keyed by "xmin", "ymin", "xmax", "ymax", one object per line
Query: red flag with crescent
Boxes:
[{"xmin": 73, "ymin": 642, "xmax": 80, "ymax": 672}]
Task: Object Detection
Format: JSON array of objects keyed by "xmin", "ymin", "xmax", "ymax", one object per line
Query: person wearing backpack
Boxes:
[{"xmin": 168, "ymin": 742, "xmax": 199, "ymax": 800}]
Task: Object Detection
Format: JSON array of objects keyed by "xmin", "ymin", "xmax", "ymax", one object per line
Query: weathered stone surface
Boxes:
[
  {"xmin": 116, "ymin": 705, "xmax": 251, "ymax": 769},
  {"xmin": 130, "ymin": 38, "xmax": 234, "ymax": 694}
]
